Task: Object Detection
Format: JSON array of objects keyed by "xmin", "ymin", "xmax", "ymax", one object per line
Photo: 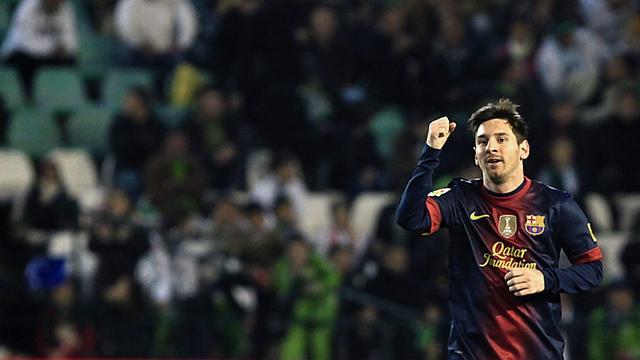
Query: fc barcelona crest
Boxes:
[
  {"xmin": 499, "ymin": 215, "xmax": 517, "ymax": 238},
  {"xmin": 525, "ymin": 215, "xmax": 546, "ymax": 236}
]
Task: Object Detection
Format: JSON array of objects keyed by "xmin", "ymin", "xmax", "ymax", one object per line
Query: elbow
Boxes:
[
  {"xmin": 593, "ymin": 260, "xmax": 604, "ymax": 288},
  {"xmin": 395, "ymin": 209, "xmax": 427, "ymax": 232}
]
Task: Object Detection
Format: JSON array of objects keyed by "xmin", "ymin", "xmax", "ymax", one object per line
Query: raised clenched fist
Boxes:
[{"xmin": 426, "ymin": 116, "xmax": 456, "ymax": 150}]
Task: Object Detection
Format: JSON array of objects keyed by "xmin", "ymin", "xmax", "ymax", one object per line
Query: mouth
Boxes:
[{"xmin": 485, "ymin": 158, "xmax": 503, "ymax": 168}]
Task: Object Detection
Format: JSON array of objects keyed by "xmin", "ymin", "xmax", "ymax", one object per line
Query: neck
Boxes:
[{"xmin": 483, "ymin": 171, "xmax": 525, "ymax": 194}]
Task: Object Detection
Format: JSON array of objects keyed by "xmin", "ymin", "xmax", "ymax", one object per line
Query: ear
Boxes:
[
  {"xmin": 519, "ymin": 140, "xmax": 530, "ymax": 160},
  {"xmin": 473, "ymin": 146, "xmax": 479, "ymax": 166}
]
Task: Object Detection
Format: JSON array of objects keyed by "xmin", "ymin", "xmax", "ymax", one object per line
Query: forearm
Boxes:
[
  {"xmin": 395, "ymin": 144, "xmax": 441, "ymax": 231},
  {"xmin": 542, "ymin": 260, "xmax": 603, "ymax": 294}
]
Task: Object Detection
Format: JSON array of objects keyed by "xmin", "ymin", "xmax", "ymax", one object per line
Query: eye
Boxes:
[
  {"xmin": 477, "ymin": 139, "xmax": 487, "ymax": 145},
  {"xmin": 497, "ymin": 136, "xmax": 507, "ymax": 143}
]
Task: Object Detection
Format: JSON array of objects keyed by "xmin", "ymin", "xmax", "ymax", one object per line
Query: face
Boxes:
[{"xmin": 474, "ymin": 119, "xmax": 529, "ymax": 185}]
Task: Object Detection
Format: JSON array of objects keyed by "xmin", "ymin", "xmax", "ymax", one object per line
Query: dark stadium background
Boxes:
[{"xmin": 0, "ymin": 0, "xmax": 639, "ymax": 359}]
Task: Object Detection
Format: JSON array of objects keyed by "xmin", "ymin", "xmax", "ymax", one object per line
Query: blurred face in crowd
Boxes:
[
  {"xmin": 606, "ymin": 56, "xmax": 630, "ymax": 82},
  {"xmin": 330, "ymin": 246, "xmax": 354, "ymax": 274},
  {"xmin": 276, "ymin": 161, "xmax": 296, "ymax": 181},
  {"xmin": 164, "ymin": 131, "xmax": 189, "ymax": 155},
  {"xmin": 108, "ymin": 190, "xmax": 132, "ymax": 218},
  {"xmin": 310, "ymin": 6, "xmax": 337, "ymax": 43},
  {"xmin": 549, "ymin": 137, "xmax": 574, "ymax": 169},
  {"xmin": 609, "ymin": 287, "xmax": 634, "ymax": 314},
  {"xmin": 42, "ymin": 0, "xmax": 63, "ymax": 13},
  {"xmin": 617, "ymin": 91, "xmax": 640, "ymax": 121},
  {"xmin": 440, "ymin": 17, "xmax": 465, "ymax": 47},
  {"xmin": 39, "ymin": 159, "xmax": 59, "ymax": 183},
  {"xmin": 474, "ymin": 119, "xmax": 529, "ymax": 185},
  {"xmin": 384, "ymin": 245, "xmax": 409, "ymax": 274},
  {"xmin": 123, "ymin": 91, "xmax": 150, "ymax": 123},
  {"xmin": 379, "ymin": 7, "xmax": 405, "ymax": 36},
  {"xmin": 332, "ymin": 202, "xmax": 350, "ymax": 228},
  {"xmin": 288, "ymin": 240, "xmax": 309, "ymax": 268},
  {"xmin": 550, "ymin": 100, "xmax": 576, "ymax": 128},
  {"xmin": 199, "ymin": 89, "xmax": 225, "ymax": 121},
  {"xmin": 213, "ymin": 198, "xmax": 240, "ymax": 225},
  {"xmin": 275, "ymin": 200, "xmax": 296, "ymax": 224}
]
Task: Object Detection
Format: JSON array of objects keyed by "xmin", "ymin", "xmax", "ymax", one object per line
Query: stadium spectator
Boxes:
[
  {"xmin": 250, "ymin": 153, "xmax": 308, "ymax": 221},
  {"xmin": 588, "ymin": 281, "xmax": 640, "ymax": 359},
  {"xmin": 314, "ymin": 201, "xmax": 358, "ymax": 256},
  {"xmin": 272, "ymin": 235, "xmax": 340, "ymax": 360},
  {"xmin": 19, "ymin": 158, "xmax": 78, "ymax": 245},
  {"xmin": 1, "ymin": 0, "xmax": 77, "ymax": 99},
  {"xmin": 108, "ymin": 87, "xmax": 166, "ymax": 200},
  {"xmin": 144, "ymin": 131, "xmax": 207, "ymax": 217},
  {"xmin": 538, "ymin": 136, "xmax": 581, "ymax": 198},
  {"xmin": 113, "ymin": 0, "xmax": 197, "ymax": 68},
  {"xmin": 535, "ymin": 22, "xmax": 610, "ymax": 104},
  {"xmin": 181, "ymin": 87, "xmax": 248, "ymax": 190},
  {"xmin": 88, "ymin": 189, "xmax": 149, "ymax": 295},
  {"xmin": 590, "ymin": 86, "xmax": 640, "ymax": 192}
]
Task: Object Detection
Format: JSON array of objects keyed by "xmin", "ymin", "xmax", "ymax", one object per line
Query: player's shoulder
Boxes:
[
  {"xmin": 530, "ymin": 179, "xmax": 573, "ymax": 204},
  {"xmin": 428, "ymin": 177, "xmax": 478, "ymax": 198}
]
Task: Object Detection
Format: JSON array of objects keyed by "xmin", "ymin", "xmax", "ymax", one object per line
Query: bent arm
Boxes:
[
  {"xmin": 542, "ymin": 260, "xmax": 603, "ymax": 294},
  {"xmin": 396, "ymin": 145, "xmax": 441, "ymax": 231}
]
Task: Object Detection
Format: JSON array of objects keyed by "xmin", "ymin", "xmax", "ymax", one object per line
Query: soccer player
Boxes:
[{"xmin": 396, "ymin": 99, "xmax": 603, "ymax": 359}]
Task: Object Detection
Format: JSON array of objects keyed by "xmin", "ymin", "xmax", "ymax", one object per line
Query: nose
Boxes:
[{"xmin": 485, "ymin": 137, "xmax": 499, "ymax": 153}]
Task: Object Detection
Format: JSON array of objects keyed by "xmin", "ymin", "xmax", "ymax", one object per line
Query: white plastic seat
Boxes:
[
  {"xmin": 47, "ymin": 148, "xmax": 98, "ymax": 201},
  {"xmin": 350, "ymin": 192, "xmax": 396, "ymax": 244},
  {"xmin": 584, "ymin": 192, "xmax": 613, "ymax": 232},
  {"xmin": 0, "ymin": 149, "xmax": 35, "ymax": 201},
  {"xmin": 615, "ymin": 193, "xmax": 640, "ymax": 231},
  {"xmin": 300, "ymin": 192, "xmax": 344, "ymax": 240}
]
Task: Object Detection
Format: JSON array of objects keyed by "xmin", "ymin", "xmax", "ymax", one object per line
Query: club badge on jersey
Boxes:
[{"xmin": 525, "ymin": 215, "xmax": 546, "ymax": 236}]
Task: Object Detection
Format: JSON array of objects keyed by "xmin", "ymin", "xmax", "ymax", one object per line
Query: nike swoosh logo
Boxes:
[{"xmin": 470, "ymin": 212, "xmax": 490, "ymax": 220}]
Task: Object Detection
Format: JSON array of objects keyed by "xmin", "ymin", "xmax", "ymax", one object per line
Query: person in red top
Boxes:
[{"xmin": 396, "ymin": 99, "xmax": 603, "ymax": 359}]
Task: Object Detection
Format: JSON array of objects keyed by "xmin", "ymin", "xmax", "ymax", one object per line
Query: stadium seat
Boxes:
[
  {"xmin": 0, "ymin": 149, "xmax": 35, "ymax": 202},
  {"xmin": 350, "ymin": 192, "xmax": 396, "ymax": 243},
  {"xmin": 596, "ymin": 231, "xmax": 629, "ymax": 281},
  {"xmin": 102, "ymin": 69, "xmax": 154, "ymax": 108},
  {"xmin": 47, "ymin": 148, "xmax": 99, "ymax": 201},
  {"xmin": 614, "ymin": 193, "xmax": 640, "ymax": 231},
  {"xmin": 78, "ymin": 35, "xmax": 118, "ymax": 79},
  {"xmin": 300, "ymin": 192, "xmax": 344, "ymax": 240},
  {"xmin": 0, "ymin": 2, "xmax": 9, "ymax": 39},
  {"xmin": 67, "ymin": 106, "xmax": 113, "ymax": 155},
  {"xmin": 369, "ymin": 106, "xmax": 405, "ymax": 161},
  {"xmin": 34, "ymin": 67, "xmax": 88, "ymax": 110},
  {"xmin": 0, "ymin": 67, "xmax": 26, "ymax": 109},
  {"xmin": 8, "ymin": 107, "xmax": 60, "ymax": 157}
]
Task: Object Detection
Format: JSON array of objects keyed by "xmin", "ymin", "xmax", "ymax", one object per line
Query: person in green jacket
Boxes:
[
  {"xmin": 272, "ymin": 234, "xmax": 341, "ymax": 360},
  {"xmin": 589, "ymin": 281, "xmax": 640, "ymax": 360}
]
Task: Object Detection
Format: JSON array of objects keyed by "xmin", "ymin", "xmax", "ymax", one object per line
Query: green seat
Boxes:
[
  {"xmin": 370, "ymin": 106, "xmax": 406, "ymax": 161},
  {"xmin": 34, "ymin": 67, "xmax": 88, "ymax": 111},
  {"xmin": 0, "ymin": 67, "xmax": 26, "ymax": 110},
  {"xmin": 103, "ymin": 69, "xmax": 154, "ymax": 108},
  {"xmin": 78, "ymin": 35, "xmax": 118, "ymax": 79},
  {"xmin": 68, "ymin": 106, "xmax": 113, "ymax": 155},
  {"xmin": 8, "ymin": 108, "xmax": 60, "ymax": 157},
  {"xmin": 0, "ymin": 2, "xmax": 9, "ymax": 35}
]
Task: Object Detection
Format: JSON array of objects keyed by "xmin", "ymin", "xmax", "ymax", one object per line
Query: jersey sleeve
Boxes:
[
  {"xmin": 556, "ymin": 194, "xmax": 603, "ymax": 264},
  {"xmin": 541, "ymin": 193, "xmax": 604, "ymax": 294},
  {"xmin": 425, "ymin": 181, "xmax": 459, "ymax": 234}
]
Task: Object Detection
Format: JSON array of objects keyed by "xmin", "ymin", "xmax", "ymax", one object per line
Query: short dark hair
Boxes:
[{"xmin": 467, "ymin": 98, "xmax": 528, "ymax": 143}]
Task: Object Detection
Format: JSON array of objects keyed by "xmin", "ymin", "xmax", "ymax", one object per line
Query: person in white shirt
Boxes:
[
  {"xmin": 1, "ymin": 0, "xmax": 77, "ymax": 98},
  {"xmin": 250, "ymin": 154, "xmax": 308, "ymax": 223},
  {"xmin": 114, "ymin": 0, "xmax": 197, "ymax": 67}
]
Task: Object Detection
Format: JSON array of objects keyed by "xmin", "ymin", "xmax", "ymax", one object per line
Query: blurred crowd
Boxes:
[{"xmin": 1, "ymin": 0, "xmax": 640, "ymax": 359}]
